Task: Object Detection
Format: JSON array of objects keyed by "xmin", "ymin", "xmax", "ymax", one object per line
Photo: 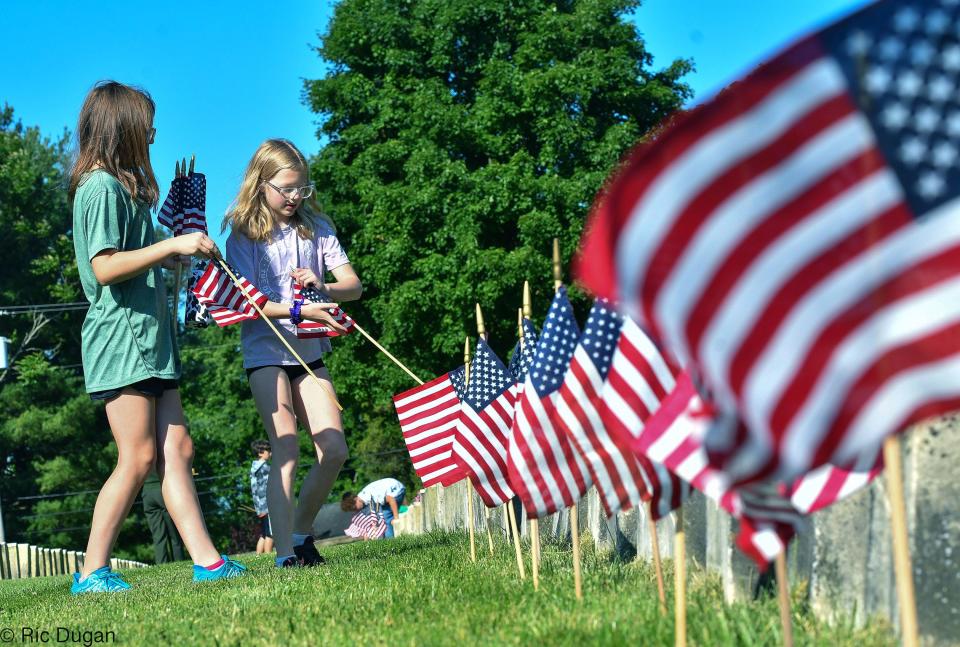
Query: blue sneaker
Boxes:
[
  {"xmin": 70, "ymin": 566, "xmax": 131, "ymax": 594},
  {"xmin": 192, "ymin": 555, "xmax": 247, "ymax": 583}
]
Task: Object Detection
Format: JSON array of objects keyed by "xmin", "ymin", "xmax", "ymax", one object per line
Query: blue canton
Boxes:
[
  {"xmin": 508, "ymin": 318, "xmax": 539, "ymax": 382},
  {"xmin": 449, "ymin": 365, "xmax": 467, "ymax": 399},
  {"xmin": 183, "ymin": 174, "xmax": 205, "ymax": 210},
  {"xmin": 529, "ymin": 286, "xmax": 580, "ymax": 397},
  {"xmin": 301, "ymin": 284, "xmax": 332, "ymax": 304},
  {"xmin": 578, "ymin": 299, "xmax": 624, "ymax": 381},
  {"xmin": 464, "ymin": 339, "xmax": 513, "ymax": 410},
  {"xmin": 824, "ymin": 0, "xmax": 960, "ymax": 215}
]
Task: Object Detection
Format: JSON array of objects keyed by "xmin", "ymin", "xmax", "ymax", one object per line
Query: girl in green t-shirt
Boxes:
[{"xmin": 67, "ymin": 81, "xmax": 246, "ymax": 593}]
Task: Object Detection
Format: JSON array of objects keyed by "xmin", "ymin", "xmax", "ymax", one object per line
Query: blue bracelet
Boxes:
[{"xmin": 289, "ymin": 299, "xmax": 303, "ymax": 325}]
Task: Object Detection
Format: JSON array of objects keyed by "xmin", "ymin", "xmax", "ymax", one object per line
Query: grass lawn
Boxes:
[{"xmin": 0, "ymin": 532, "xmax": 895, "ymax": 646}]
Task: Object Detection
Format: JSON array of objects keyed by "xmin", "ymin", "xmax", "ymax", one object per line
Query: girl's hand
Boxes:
[
  {"xmin": 300, "ymin": 302, "xmax": 348, "ymax": 334},
  {"xmin": 291, "ymin": 267, "xmax": 322, "ymax": 289},
  {"xmin": 169, "ymin": 232, "xmax": 217, "ymax": 259},
  {"xmin": 161, "ymin": 254, "xmax": 191, "ymax": 271}
]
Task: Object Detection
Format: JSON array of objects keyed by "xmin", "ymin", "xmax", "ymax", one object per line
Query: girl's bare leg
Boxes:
[
  {"xmin": 291, "ymin": 367, "xmax": 348, "ymax": 535},
  {"xmin": 154, "ymin": 388, "xmax": 221, "ymax": 566},
  {"xmin": 248, "ymin": 368, "xmax": 300, "ymax": 558},
  {"xmin": 81, "ymin": 391, "xmax": 157, "ymax": 577}
]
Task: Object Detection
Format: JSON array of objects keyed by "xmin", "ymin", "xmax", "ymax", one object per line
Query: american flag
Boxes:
[
  {"xmin": 789, "ymin": 447, "xmax": 883, "ymax": 514},
  {"xmin": 177, "ymin": 173, "xmax": 207, "ymax": 235},
  {"xmin": 158, "ymin": 176, "xmax": 182, "ymax": 231},
  {"xmin": 292, "ymin": 283, "xmax": 355, "ymax": 338},
  {"xmin": 507, "ymin": 287, "xmax": 592, "ymax": 518},
  {"xmin": 553, "ymin": 300, "xmax": 654, "ymax": 517},
  {"xmin": 157, "ymin": 173, "xmax": 207, "ymax": 235},
  {"xmin": 577, "ymin": 0, "xmax": 960, "ymax": 486},
  {"xmin": 637, "ymin": 372, "xmax": 881, "ymax": 568},
  {"xmin": 393, "ymin": 367, "xmax": 468, "ymax": 488},
  {"xmin": 190, "ymin": 259, "xmax": 268, "ymax": 327},
  {"xmin": 450, "ymin": 338, "xmax": 520, "ymax": 507},
  {"xmin": 635, "ymin": 374, "xmax": 799, "ymax": 567},
  {"xmin": 595, "ymin": 315, "xmax": 688, "ymax": 520},
  {"xmin": 508, "ymin": 318, "xmax": 538, "ymax": 382},
  {"xmin": 344, "ymin": 511, "xmax": 387, "ymax": 540}
]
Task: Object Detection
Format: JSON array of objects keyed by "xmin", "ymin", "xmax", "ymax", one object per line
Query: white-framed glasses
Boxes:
[{"xmin": 265, "ymin": 181, "xmax": 315, "ymax": 200}]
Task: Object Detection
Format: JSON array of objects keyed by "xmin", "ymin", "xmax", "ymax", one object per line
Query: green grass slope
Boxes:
[{"xmin": 0, "ymin": 532, "xmax": 894, "ymax": 646}]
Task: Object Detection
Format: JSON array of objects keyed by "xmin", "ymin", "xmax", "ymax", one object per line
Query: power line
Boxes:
[
  {"xmin": 10, "ymin": 447, "xmax": 410, "ymax": 503},
  {"xmin": 0, "ymin": 302, "xmax": 89, "ymax": 316}
]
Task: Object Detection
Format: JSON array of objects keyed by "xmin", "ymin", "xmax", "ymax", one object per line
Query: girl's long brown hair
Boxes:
[
  {"xmin": 222, "ymin": 138, "xmax": 334, "ymax": 242},
  {"xmin": 69, "ymin": 80, "xmax": 159, "ymax": 207}
]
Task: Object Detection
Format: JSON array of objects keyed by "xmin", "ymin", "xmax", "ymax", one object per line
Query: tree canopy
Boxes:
[{"xmin": 305, "ymin": 0, "xmax": 692, "ymax": 486}]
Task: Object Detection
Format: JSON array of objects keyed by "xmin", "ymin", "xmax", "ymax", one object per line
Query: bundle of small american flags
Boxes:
[{"xmin": 344, "ymin": 511, "xmax": 387, "ymax": 540}]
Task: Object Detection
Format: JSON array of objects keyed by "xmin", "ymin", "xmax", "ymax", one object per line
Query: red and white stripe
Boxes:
[
  {"xmin": 507, "ymin": 375, "xmax": 592, "ymax": 519},
  {"xmin": 393, "ymin": 373, "xmax": 465, "ymax": 488},
  {"xmin": 292, "ymin": 283, "xmax": 355, "ymax": 338},
  {"xmin": 344, "ymin": 512, "xmax": 386, "ymax": 539},
  {"xmin": 451, "ymin": 384, "xmax": 519, "ymax": 507},
  {"xmin": 577, "ymin": 36, "xmax": 960, "ymax": 485},
  {"xmin": 789, "ymin": 447, "xmax": 882, "ymax": 515},
  {"xmin": 191, "ymin": 261, "xmax": 268, "ymax": 327},
  {"xmin": 158, "ymin": 181, "xmax": 180, "ymax": 230},
  {"xmin": 554, "ymin": 327, "xmax": 649, "ymax": 518},
  {"xmin": 177, "ymin": 206, "xmax": 207, "ymax": 235},
  {"xmin": 596, "ymin": 318, "xmax": 689, "ymax": 519}
]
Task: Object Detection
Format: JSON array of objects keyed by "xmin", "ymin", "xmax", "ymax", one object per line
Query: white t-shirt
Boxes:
[
  {"xmin": 358, "ymin": 478, "xmax": 405, "ymax": 505},
  {"xmin": 226, "ymin": 219, "xmax": 350, "ymax": 369}
]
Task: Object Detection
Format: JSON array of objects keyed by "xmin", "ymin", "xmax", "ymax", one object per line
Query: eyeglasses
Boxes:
[
  {"xmin": 265, "ymin": 181, "xmax": 315, "ymax": 200},
  {"xmin": 147, "ymin": 127, "xmax": 156, "ymax": 145}
]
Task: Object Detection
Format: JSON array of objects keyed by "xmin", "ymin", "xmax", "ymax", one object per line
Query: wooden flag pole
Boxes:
[
  {"xmin": 648, "ymin": 503, "xmax": 667, "ymax": 616},
  {"xmin": 883, "ymin": 434, "xmax": 919, "ymax": 647},
  {"xmin": 474, "ymin": 304, "xmax": 496, "ymax": 558},
  {"xmin": 553, "ymin": 239, "xmax": 583, "ymax": 601},
  {"xmin": 775, "ymin": 551, "xmax": 794, "ymax": 647},
  {"xmin": 464, "ymin": 336, "xmax": 477, "ymax": 563},
  {"xmin": 674, "ymin": 508, "xmax": 687, "ymax": 647},
  {"xmin": 522, "ymin": 285, "xmax": 542, "ymax": 582},
  {"xmin": 351, "ymin": 322, "xmax": 424, "ymax": 385},
  {"xmin": 477, "ymin": 302, "xmax": 525, "ymax": 579},
  {"xmin": 518, "ymin": 304, "xmax": 540, "ymax": 592},
  {"xmin": 209, "ymin": 250, "xmax": 342, "ymax": 411}
]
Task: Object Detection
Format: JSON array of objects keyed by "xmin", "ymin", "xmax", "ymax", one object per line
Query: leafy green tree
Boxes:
[
  {"xmin": 305, "ymin": 0, "xmax": 692, "ymax": 488},
  {"xmin": 0, "ymin": 105, "xmax": 119, "ymax": 552}
]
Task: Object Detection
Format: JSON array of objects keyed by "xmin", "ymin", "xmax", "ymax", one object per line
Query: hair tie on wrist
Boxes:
[{"xmin": 289, "ymin": 299, "xmax": 303, "ymax": 325}]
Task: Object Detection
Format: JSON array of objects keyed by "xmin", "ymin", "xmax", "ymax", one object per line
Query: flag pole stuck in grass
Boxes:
[
  {"xmin": 208, "ymin": 249, "xmax": 343, "ymax": 411},
  {"xmin": 553, "ymin": 238, "xmax": 583, "ymax": 602},
  {"xmin": 464, "ymin": 335, "xmax": 477, "ymax": 564},
  {"xmin": 476, "ymin": 301, "xmax": 526, "ymax": 582},
  {"xmin": 775, "ymin": 551, "xmax": 794, "ymax": 647},
  {"xmin": 475, "ymin": 305, "xmax": 497, "ymax": 559},
  {"xmin": 648, "ymin": 505, "xmax": 667, "ymax": 616},
  {"xmin": 883, "ymin": 435, "xmax": 919, "ymax": 647},
  {"xmin": 675, "ymin": 507, "xmax": 687, "ymax": 647},
  {"xmin": 519, "ymin": 304, "xmax": 540, "ymax": 593}
]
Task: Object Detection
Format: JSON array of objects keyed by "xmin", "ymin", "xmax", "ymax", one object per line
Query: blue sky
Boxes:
[{"xmin": 1, "ymin": 0, "xmax": 870, "ymax": 249}]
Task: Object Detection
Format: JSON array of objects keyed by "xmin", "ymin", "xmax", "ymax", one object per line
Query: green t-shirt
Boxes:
[{"xmin": 72, "ymin": 170, "xmax": 180, "ymax": 392}]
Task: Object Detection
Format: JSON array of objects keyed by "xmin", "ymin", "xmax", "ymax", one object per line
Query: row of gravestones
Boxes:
[
  {"xmin": 0, "ymin": 542, "xmax": 147, "ymax": 580},
  {"xmin": 392, "ymin": 419, "xmax": 959, "ymax": 646}
]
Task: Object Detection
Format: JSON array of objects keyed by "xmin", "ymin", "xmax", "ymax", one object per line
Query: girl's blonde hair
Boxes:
[
  {"xmin": 69, "ymin": 80, "xmax": 159, "ymax": 207},
  {"xmin": 223, "ymin": 138, "xmax": 334, "ymax": 241}
]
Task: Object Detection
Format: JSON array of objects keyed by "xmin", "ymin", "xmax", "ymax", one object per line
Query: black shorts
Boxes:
[
  {"xmin": 246, "ymin": 357, "xmax": 326, "ymax": 382},
  {"xmin": 257, "ymin": 514, "xmax": 272, "ymax": 539},
  {"xmin": 89, "ymin": 377, "xmax": 179, "ymax": 402}
]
